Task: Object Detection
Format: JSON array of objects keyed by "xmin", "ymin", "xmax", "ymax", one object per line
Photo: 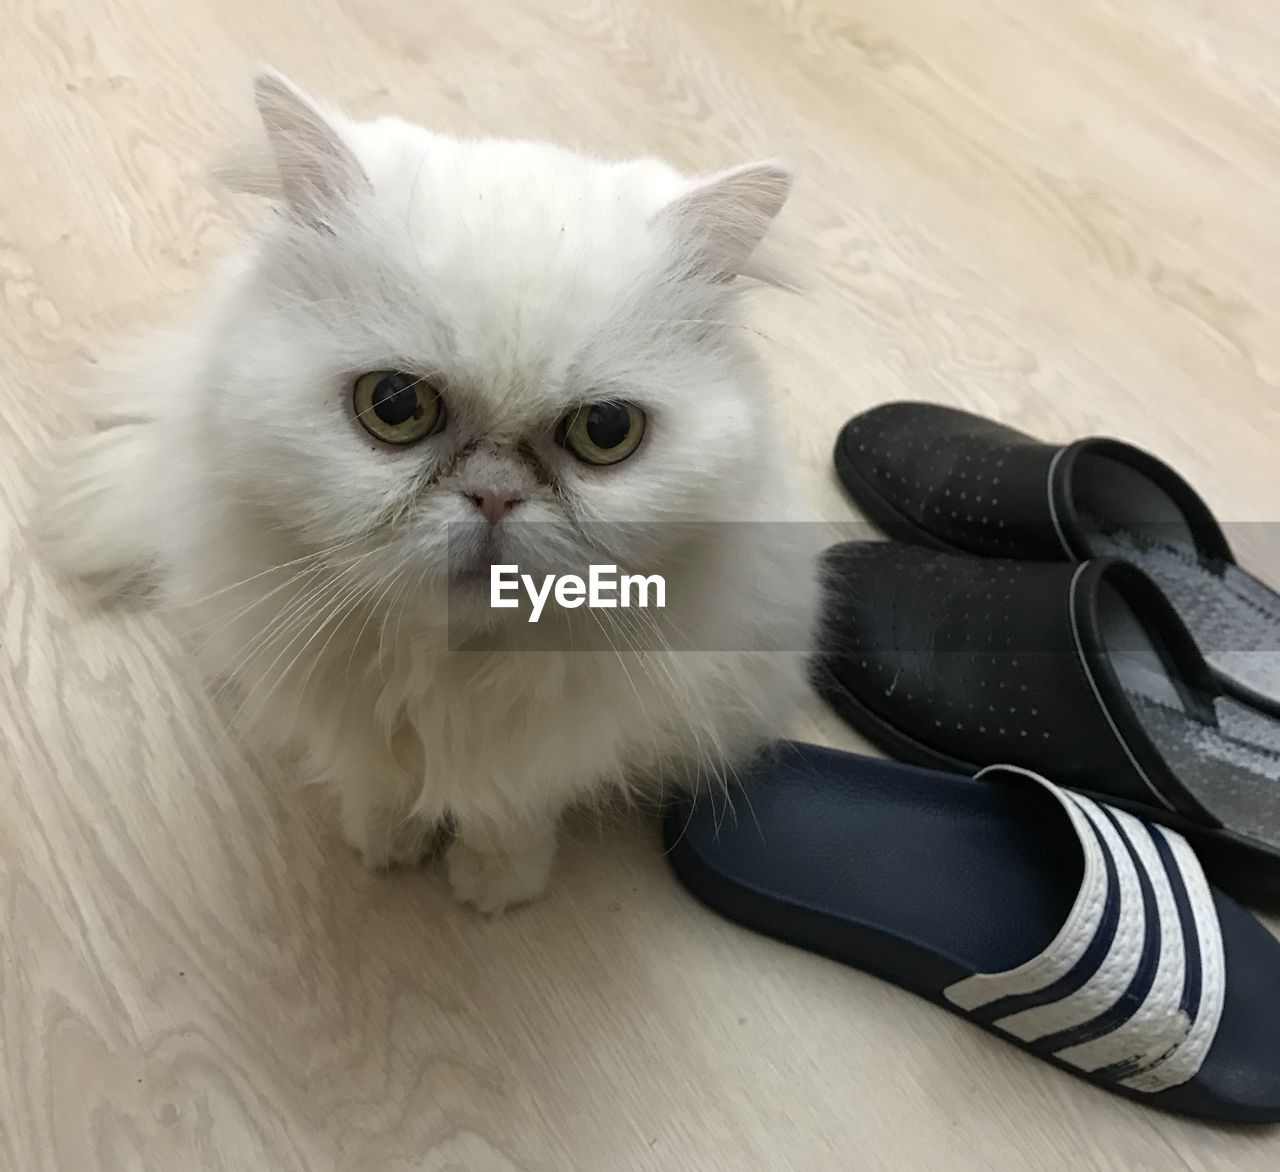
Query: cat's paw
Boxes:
[
  {"xmin": 446, "ymin": 838, "xmax": 553, "ymax": 915},
  {"xmin": 340, "ymin": 805, "xmax": 430, "ymax": 871}
]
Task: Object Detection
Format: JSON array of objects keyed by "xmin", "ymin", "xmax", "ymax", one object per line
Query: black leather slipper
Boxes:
[
  {"xmin": 666, "ymin": 744, "xmax": 1280, "ymax": 1123},
  {"xmin": 834, "ymin": 402, "xmax": 1279, "ymax": 716},
  {"xmin": 813, "ymin": 542, "xmax": 1280, "ymax": 910}
]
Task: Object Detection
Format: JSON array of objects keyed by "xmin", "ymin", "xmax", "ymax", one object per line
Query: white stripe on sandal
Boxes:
[{"xmin": 943, "ymin": 765, "xmax": 1224, "ymax": 1094}]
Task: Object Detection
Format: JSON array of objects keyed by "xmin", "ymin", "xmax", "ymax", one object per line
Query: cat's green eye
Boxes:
[
  {"xmin": 353, "ymin": 371, "xmax": 445, "ymax": 445},
  {"xmin": 557, "ymin": 400, "xmax": 646, "ymax": 466}
]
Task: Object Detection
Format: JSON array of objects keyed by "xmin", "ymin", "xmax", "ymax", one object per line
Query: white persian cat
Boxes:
[{"xmin": 44, "ymin": 72, "xmax": 820, "ymax": 912}]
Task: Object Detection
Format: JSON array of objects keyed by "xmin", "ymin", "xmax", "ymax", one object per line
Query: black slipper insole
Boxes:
[
  {"xmin": 1101, "ymin": 582, "xmax": 1280, "ymax": 850},
  {"xmin": 1126, "ymin": 693, "xmax": 1280, "ymax": 850},
  {"xmin": 1091, "ymin": 525, "xmax": 1280, "ymax": 712}
]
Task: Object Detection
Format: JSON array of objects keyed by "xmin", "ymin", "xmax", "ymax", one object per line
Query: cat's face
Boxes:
[{"xmin": 207, "ymin": 74, "xmax": 791, "ymax": 626}]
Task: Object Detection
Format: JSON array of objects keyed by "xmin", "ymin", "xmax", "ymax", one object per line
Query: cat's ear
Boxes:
[
  {"xmin": 216, "ymin": 69, "xmax": 369, "ymax": 224},
  {"xmin": 659, "ymin": 161, "xmax": 792, "ymax": 279}
]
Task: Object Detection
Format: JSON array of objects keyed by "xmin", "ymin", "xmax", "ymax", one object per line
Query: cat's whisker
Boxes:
[
  {"xmin": 344, "ymin": 555, "xmax": 412, "ymax": 678},
  {"xmin": 383, "ymin": 564, "xmax": 429, "ymax": 679},
  {"xmin": 216, "ymin": 549, "xmax": 382, "ymax": 717},
  {"xmin": 164, "ymin": 532, "xmax": 370, "ymax": 611},
  {"xmin": 609, "ymin": 603, "xmax": 756, "ymax": 835},
  {"xmin": 239, "ymin": 567, "xmax": 375, "ymax": 729},
  {"xmin": 289, "ymin": 572, "xmax": 395, "ymax": 727},
  {"xmin": 369, "ymin": 571, "xmax": 412, "ymax": 678},
  {"xmin": 186, "ymin": 561, "xmax": 331, "ymax": 646},
  {"xmin": 597, "ymin": 607, "xmax": 691, "ymax": 797},
  {"xmin": 257, "ymin": 550, "xmax": 385, "ymax": 670},
  {"xmin": 582, "ymin": 609, "xmax": 673, "ymax": 783},
  {"xmin": 211, "ymin": 556, "xmax": 362, "ymax": 683}
]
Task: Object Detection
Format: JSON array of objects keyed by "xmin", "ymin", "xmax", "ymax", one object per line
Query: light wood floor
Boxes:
[{"xmin": 3, "ymin": 0, "xmax": 1280, "ymax": 1168}]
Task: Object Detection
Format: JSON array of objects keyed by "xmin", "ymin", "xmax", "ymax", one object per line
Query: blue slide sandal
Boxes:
[{"xmin": 664, "ymin": 743, "xmax": 1280, "ymax": 1122}]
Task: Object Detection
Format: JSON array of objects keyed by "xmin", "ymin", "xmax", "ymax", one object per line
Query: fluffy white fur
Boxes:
[{"xmin": 43, "ymin": 72, "xmax": 820, "ymax": 913}]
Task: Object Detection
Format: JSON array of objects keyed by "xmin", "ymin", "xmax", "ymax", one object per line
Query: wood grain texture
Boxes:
[{"xmin": 2, "ymin": 0, "xmax": 1279, "ymax": 1168}]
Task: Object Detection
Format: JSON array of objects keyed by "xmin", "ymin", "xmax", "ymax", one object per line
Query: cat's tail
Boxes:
[
  {"xmin": 39, "ymin": 421, "xmax": 162, "ymax": 585},
  {"xmin": 36, "ymin": 333, "xmax": 178, "ymax": 588}
]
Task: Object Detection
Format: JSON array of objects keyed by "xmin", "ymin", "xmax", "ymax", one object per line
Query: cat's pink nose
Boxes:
[{"xmin": 466, "ymin": 490, "xmax": 523, "ymax": 525}]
